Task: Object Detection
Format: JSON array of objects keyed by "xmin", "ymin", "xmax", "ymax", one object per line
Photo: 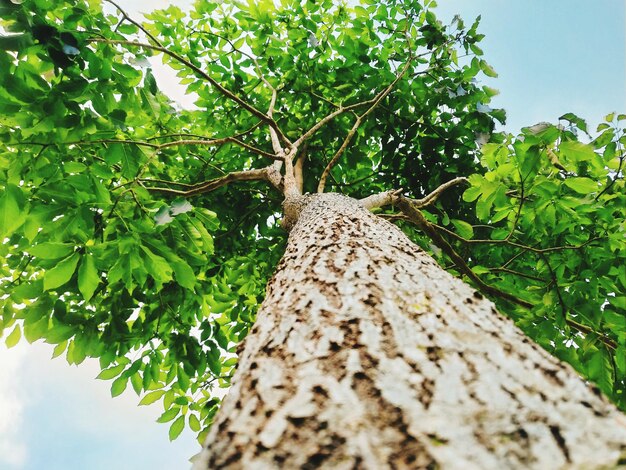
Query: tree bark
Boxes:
[{"xmin": 192, "ymin": 193, "xmax": 626, "ymax": 469}]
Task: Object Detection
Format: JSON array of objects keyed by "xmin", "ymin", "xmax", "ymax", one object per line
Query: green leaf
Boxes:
[
  {"xmin": 139, "ymin": 390, "xmax": 165, "ymax": 406},
  {"xmin": 64, "ymin": 162, "xmax": 87, "ymax": 173},
  {"xmin": 559, "ymin": 112, "xmax": 588, "ymax": 133},
  {"xmin": 77, "ymin": 254, "xmax": 99, "ymax": 301},
  {"xmin": 587, "ymin": 350, "xmax": 613, "ymax": 394},
  {"xmin": 130, "ymin": 372, "xmax": 143, "ymax": 395},
  {"xmin": 169, "ymin": 415, "xmax": 185, "ymax": 441},
  {"xmin": 462, "ymin": 186, "xmax": 481, "ymax": 202},
  {"xmin": 52, "ymin": 341, "xmax": 67, "ymax": 359},
  {"xmin": 609, "ymin": 296, "xmax": 626, "ymax": 310},
  {"xmin": 172, "ymin": 260, "xmax": 196, "ymax": 290},
  {"xmin": 97, "ymin": 363, "xmax": 126, "ymax": 380},
  {"xmin": 45, "ymin": 325, "xmax": 74, "ymax": 344},
  {"xmin": 615, "ymin": 346, "xmax": 626, "ymax": 375},
  {"xmin": 479, "ymin": 60, "xmax": 498, "ymax": 77},
  {"xmin": 0, "ymin": 185, "xmax": 25, "ymax": 238},
  {"xmin": 43, "ymin": 253, "xmax": 80, "ymax": 291},
  {"xmin": 13, "ymin": 280, "xmax": 43, "ymax": 300},
  {"xmin": 451, "ymin": 219, "xmax": 474, "ymax": 239},
  {"xmin": 157, "ymin": 407, "xmax": 180, "ymax": 423},
  {"xmin": 140, "ymin": 246, "xmax": 173, "ymax": 289},
  {"xmin": 559, "ymin": 141, "xmax": 596, "ymax": 163},
  {"xmin": 29, "ymin": 243, "xmax": 75, "ymax": 260},
  {"xmin": 111, "ymin": 375, "xmax": 128, "ymax": 397},
  {"xmin": 189, "ymin": 413, "xmax": 201, "ymax": 432},
  {"xmin": 563, "ymin": 177, "xmax": 599, "ymax": 194},
  {"xmin": 177, "ymin": 366, "xmax": 190, "ymax": 391},
  {"xmin": 5, "ymin": 325, "xmax": 21, "ymax": 348}
]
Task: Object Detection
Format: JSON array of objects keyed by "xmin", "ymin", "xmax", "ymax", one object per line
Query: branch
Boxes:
[
  {"xmin": 395, "ymin": 196, "xmax": 533, "ymax": 309},
  {"xmin": 359, "ymin": 188, "xmax": 403, "ymax": 211},
  {"xmin": 394, "ymin": 199, "xmax": 618, "ymax": 351},
  {"xmin": 293, "ymin": 55, "xmax": 436, "ymax": 149},
  {"xmin": 565, "ymin": 319, "xmax": 617, "ymax": 351},
  {"xmin": 317, "ymin": 60, "xmax": 413, "ymax": 193},
  {"xmin": 267, "ymin": 87, "xmax": 283, "ymax": 155},
  {"xmin": 142, "ymin": 165, "xmax": 281, "ymax": 197},
  {"xmin": 145, "ymin": 122, "xmax": 262, "ymax": 142},
  {"xmin": 281, "ymin": 147, "xmax": 300, "ymax": 196},
  {"xmin": 197, "ymin": 29, "xmax": 284, "ymax": 156},
  {"xmin": 17, "ymin": 137, "xmax": 278, "ymax": 160},
  {"xmin": 293, "ymin": 100, "xmax": 376, "ymax": 148},
  {"xmin": 489, "ymin": 267, "xmax": 547, "ymax": 283},
  {"xmin": 89, "ymin": 38, "xmax": 292, "ymax": 147},
  {"xmin": 159, "ymin": 138, "xmax": 278, "ymax": 160},
  {"xmin": 360, "ymin": 178, "xmax": 469, "ymax": 211},
  {"xmin": 433, "ymin": 224, "xmax": 601, "ymax": 255},
  {"xmin": 294, "ymin": 143, "xmax": 308, "ymax": 194},
  {"xmin": 412, "ymin": 177, "xmax": 469, "ymax": 208}
]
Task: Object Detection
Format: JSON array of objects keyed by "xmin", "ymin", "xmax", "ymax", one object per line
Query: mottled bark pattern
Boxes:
[{"xmin": 194, "ymin": 193, "xmax": 626, "ymax": 469}]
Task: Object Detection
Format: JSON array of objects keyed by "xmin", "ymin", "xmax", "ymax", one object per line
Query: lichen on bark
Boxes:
[{"xmin": 192, "ymin": 193, "xmax": 626, "ymax": 470}]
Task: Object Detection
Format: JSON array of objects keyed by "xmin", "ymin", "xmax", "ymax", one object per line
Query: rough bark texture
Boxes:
[{"xmin": 192, "ymin": 193, "xmax": 626, "ymax": 469}]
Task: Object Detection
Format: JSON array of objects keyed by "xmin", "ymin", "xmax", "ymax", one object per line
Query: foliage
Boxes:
[
  {"xmin": 0, "ymin": 0, "xmax": 623, "ymax": 443},
  {"xmin": 429, "ymin": 114, "xmax": 625, "ymax": 407}
]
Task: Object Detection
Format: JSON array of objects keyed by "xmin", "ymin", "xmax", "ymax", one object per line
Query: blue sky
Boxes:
[
  {"xmin": 1, "ymin": 1, "xmax": 624, "ymax": 469},
  {"xmin": 435, "ymin": 0, "xmax": 625, "ymax": 133}
]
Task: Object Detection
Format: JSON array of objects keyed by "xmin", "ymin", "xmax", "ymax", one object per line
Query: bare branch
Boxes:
[
  {"xmin": 488, "ymin": 267, "xmax": 547, "ymax": 283},
  {"xmin": 359, "ymin": 188, "xmax": 403, "ymax": 210},
  {"xmin": 160, "ymin": 139, "xmax": 279, "ymax": 160},
  {"xmin": 294, "ymin": 143, "xmax": 308, "ymax": 194},
  {"xmin": 411, "ymin": 177, "xmax": 469, "ymax": 208},
  {"xmin": 281, "ymin": 147, "xmax": 300, "ymax": 196},
  {"xmin": 89, "ymin": 38, "xmax": 292, "ymax": 147},
  {"xmin": 267, "ymin": 87, "xmax": 283, "ymax": 155},
  {"xmin": 142, "ymin": 165, "xmax": 281, "ymax": 197},
  {"xmin": 360, "ymin": 178, "xmax": 468, "ymax": 211},
  {"xmin": 145, "ymin": 122, "xmax": 262, "ymax": 141}
]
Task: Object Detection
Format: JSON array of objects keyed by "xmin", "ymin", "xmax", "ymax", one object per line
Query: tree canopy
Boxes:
[{"xmin": 0, "ymin": 0, "xmax": 624, "ymax": 443}]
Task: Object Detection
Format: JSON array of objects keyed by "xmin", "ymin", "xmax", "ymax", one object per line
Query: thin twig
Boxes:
[
  {"xmin": 489, "ymin": 267, "xmax": 547, "ymax": 283},
  {"xmin": 433, "ymin": 224, "xmax": 601, "ymax": 254},
  {"xmin": 104, "ymin": 0, "xmax": 163, "ymax": 47}
]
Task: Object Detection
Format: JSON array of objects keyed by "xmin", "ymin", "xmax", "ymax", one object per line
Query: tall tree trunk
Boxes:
[{"xmin": 192, "ymin": 193, "xmax": 626, "ymax": 469}]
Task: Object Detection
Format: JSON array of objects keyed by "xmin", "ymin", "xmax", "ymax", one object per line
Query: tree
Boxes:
[{"xmin": 1, "ymin": 0, "xmax": 625, "ymax": 467}]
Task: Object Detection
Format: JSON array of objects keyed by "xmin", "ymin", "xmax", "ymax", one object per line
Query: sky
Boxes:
[{"xmin": 0, "ymin": 1, "xmax": 624, "ymax": 469}]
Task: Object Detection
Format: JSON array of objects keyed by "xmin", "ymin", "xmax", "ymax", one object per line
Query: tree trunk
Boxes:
[{"xmin": 192, "ymin": 193, "xmax": 626, "ymax": 469}]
